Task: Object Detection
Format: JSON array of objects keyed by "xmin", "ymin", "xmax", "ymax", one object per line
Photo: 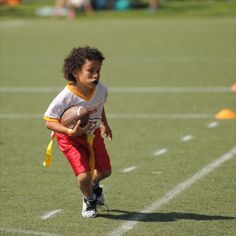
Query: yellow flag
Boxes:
[
  {"xmin": 86, "ymin": 134, "xmax": 95, "ymax": 177},
  {"xmin": 43, "ymin": 132, "xmax": 55, "ymax": 167},
  {"xmin": 43, "ymin": 133, "xmax": 95, "ymax": 173}
]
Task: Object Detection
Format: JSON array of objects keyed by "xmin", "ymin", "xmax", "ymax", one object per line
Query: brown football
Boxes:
[{"xmin": 61, "ymin": 106, "xmax": 90, "ymax": 129}]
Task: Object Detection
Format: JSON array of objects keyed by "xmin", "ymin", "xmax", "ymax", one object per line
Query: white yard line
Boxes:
[
  {"xmin": 108, "ymin": 113, "xmax": 213, "ymax": 119},
  {"xmin": 109, "ymin": 87, "xmax": 230, "ymax": 93},
  {"xmin": 207, "ymin": 121, "xmax": 219, "ymax": 128},
  {"xmin": 122, "ymin": 166, "xmax": 137, "ymax": 173},
  {"xmin": 154, "ymin": 149, "xmax": 168, "ymax": 156},
  {"xmin": 40, "ymin": 209, "xmax": 62, "ymax": 220},
  {"xmin": 151, "ymin": 171, "xmax": 162, "ymax": 175},
  {"xmin": 181, "ymin": 135, "xmax": 193, "ymax": 142},
  {"xmin": 0, "ymin": 113, "xmax": 214, "ymax": 120},
  {"xmin": 0, "ymin": 113, "xmax": 43, "ymax": 119},
  {"xmin": 109, "ymin": 147, "xmax": 236, "ymax": 236},
  {"xmin": 0, "ymin": 20, "xmax": 25, "ymax": 29},
  {"xmin": 0, "ymin": 87, "xmax": 60, "ymax": 93},
  {"xmin": 0, "ymin": 227, "xmax": 60, "ymax": 236},
  {"xmin": 0, "ymin": 86, "xmax": 230, "ymax": 93}
]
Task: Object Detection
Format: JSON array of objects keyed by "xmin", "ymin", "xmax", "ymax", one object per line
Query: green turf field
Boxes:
[{"xmin": 0, "ymin": 15, "xmax": 236, "ymax": 236}]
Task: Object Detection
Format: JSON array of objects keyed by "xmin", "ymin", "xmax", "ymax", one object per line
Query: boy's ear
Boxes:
[{"xmin": 73, "ymin": 69, "xmax": 79, "ymax": 78}]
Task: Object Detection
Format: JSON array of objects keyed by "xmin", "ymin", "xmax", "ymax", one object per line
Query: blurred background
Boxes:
[{"xmin": 0, "ymin": 0, "xmax": 235, "ymax": 19}]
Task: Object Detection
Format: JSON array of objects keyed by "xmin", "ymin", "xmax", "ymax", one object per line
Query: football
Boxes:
[{"xmin": 61, "ymin": 106, "xmax": 90, "ymax": 129}]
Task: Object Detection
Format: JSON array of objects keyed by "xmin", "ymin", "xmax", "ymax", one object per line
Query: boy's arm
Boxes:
[
  {"xmin": 100, "ymin": 108, "xmax": 112, "ymax": 141},
  {"xmin": 45, "ymin": 120, "xmax": 86, "ymax": 137}
]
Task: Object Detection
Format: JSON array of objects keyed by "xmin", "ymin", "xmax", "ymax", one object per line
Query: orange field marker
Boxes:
[
  {"xmin": 230, "ymin": 83, "xmax": 236, "ymax": 92},
  {"xmin": 215, "ymin": 109, "xmax": 236, "ymax": 120}
]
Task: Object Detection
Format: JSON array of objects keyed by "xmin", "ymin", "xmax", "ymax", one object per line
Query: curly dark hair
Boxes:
[{"xmin": 63, "ymin": 46, "xmax": 105, "ymax": 81}]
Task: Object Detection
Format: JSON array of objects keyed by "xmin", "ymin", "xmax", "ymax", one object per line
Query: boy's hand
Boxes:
[
  {"xmin": 70, "ymin": 120, "xmax": 88, "ymax": 137},
  {"xmin": 100, "ymin": 123, "xmax": 112, "ymax": 141}
]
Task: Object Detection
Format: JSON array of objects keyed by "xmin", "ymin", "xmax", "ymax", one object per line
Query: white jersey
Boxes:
[{"xmin": 44, "ymin": 82, "xmax": 108, "ymax": 134}]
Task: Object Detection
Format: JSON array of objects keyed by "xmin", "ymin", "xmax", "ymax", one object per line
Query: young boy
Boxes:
[{"xmin": 43, "ymin": 46, "xmax": 112, "ymax": 218}]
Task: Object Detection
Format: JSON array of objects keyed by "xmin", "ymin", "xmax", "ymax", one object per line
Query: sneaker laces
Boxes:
[
  {"xmin": 84, "ymin": 199, "xmax": 97, "ymax": 211},
  {"xmin": 102, "ymin": 203, "xmax": 110, "ymax": 214},
  {"xmin": 95, "ymin": 199, "xmax": 110, "ymax": 214},
  {"xmin": 93, "ymin": 185, "xmax": 110, "ymax": 214}
]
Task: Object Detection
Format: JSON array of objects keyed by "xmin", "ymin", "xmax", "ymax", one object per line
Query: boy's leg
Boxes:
[
  {"xmin": 77, "ymin": 172, "xmax": 93, "ymax": 198},
  {"xmin": 92, "ymin": 169, "xmax": 111, "ymax": 183},
  {"xmin": 56, "ymin": 134, "xmax": 99, "ymax": 217},
  {"xmin": 92, "ymin": 128, "xmax": 112, "ymax": 188},
  {"xmin": 92, "ymin": 170, "xmax": 111, "ymax": 205},
  {"xmin": 76, "ymin": 169, "xmax": 111, "ymax": 197},
  {"xmin": 77, "ymin": 172, "xmax": 97, "ymax": 218}
]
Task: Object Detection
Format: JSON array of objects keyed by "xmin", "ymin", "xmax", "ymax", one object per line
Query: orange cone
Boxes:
[
  {"xmin": 230, "ymin": 83, "xmax": 236, "ymax": 92},
  {"xmin": 7, "ymin": 0, "xmax": 20, "ymax": 6},
  {"xmin": 215, "ymin": 109, "xmax": 236, "ymax": 120}
]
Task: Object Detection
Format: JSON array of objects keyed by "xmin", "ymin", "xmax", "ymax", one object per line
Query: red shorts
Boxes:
[{"xmin": 56, "ymin": 128, "xmax": 111, "ymax": 176}]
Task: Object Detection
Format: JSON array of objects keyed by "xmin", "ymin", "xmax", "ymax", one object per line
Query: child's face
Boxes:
[{"xmin": 73, "ymin": 59, "xmax": 101, "ymax": 90}]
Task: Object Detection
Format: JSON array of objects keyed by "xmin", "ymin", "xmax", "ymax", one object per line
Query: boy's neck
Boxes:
[{"xmin": 72, "ymin": 82, "xmax": 93, "ymax": 97}]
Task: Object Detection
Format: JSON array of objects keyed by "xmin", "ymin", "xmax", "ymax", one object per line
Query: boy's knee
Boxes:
[{"xmin": 102, "ymin": 170, "xmax": 112, "ymax": 178}]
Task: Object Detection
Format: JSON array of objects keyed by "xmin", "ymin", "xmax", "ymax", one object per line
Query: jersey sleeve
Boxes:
[
  {"xmin": 43, "ymin": 99, "xmax": 64, "ymax": 121},
  {"xmin": 43, "ymin": 88, "xmax": 69, "ymax": 122}
]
